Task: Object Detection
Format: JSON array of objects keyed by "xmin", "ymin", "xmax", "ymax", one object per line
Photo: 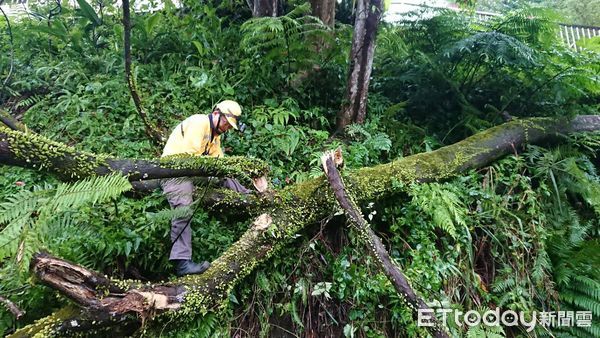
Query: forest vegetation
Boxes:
[{"xmin": 0, "ymin": 0, "xmax": 599, "ymax": 337}]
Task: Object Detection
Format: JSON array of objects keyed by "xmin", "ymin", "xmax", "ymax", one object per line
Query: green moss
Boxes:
[
  {"xmin": 9, "ymin": 306, "xmax": 81, "ymax": 338},
  {"xmin": 159, "ymin": 154, "xmax": 269, "ymax": 184},
  {"xmin": 1, "ymin": 126, "xmax": 109, "ymax": 180}
]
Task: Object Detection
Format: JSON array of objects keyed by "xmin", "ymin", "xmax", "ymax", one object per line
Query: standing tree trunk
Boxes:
[
  {"xmin": 310, "ymin": 0, "xmax": 335, "ymax": 26},
  {"xmin": 251, "ymin": 0, "xmax": 282, "ymax": 17},
  {"xmin": 336, "ymin": 0, "xmax": 383, "ymax": 132}
]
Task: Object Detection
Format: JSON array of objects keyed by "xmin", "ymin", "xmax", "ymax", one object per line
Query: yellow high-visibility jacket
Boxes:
[{"xmin": 161, "ymin": 114, "xmax": 223, "ymax": 158}]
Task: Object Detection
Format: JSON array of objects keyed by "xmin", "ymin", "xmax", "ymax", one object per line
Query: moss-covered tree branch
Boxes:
[
  {"xmin": 8, "ymin": 115, "xmax": 600, "ymax": 336},
  {"xmin": 0, "ymin": 126, "xmax": 269, "ymax": 185},
  {"xmin": 0, "ymin": 110, "xmax": 27, "ymax": 132}
]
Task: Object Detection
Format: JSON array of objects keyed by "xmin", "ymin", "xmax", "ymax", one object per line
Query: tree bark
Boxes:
[
  {"xmin": 8, "ymin": 115, "xmax": 600, "ymax": 336},
  {"xmin": 0, "ymin": 110, "xmax": 26, "ymax": 132},
  {"xmin": 310, "ymin": 0, "xmax": 335, "ymax": 26},
  {"xmin": 0, "ymin": 295, "xmax": 24, "ymax": 319},
  {"xmin": 251, "ymin": 0, "xmax": 281, "ymax": 17},
  {"xmin": 336, "ymin": 0, "xmax": 383, "ymax": 131},
  {"xmin": 321, "ymin": 149, "xmax": 449, "ymax": 338}
]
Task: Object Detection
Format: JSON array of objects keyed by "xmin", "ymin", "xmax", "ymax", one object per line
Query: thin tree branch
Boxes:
[
  {"xmin": 0, "ymin": 4, "xmax": 14, "ymax": 87},
  {"xmin": 122, "ymin": 0, "xmax": 165, "ymax": 147},
  {"xmin": 0, "ymin": 295, "xmax": 24, "ymax": 319},
  {"xmin": 321, "ymin": 149, "xmax": 450, "ymax": 338}
]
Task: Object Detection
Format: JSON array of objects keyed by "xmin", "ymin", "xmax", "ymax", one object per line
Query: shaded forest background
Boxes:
[{"xmin": 0, "ymin": 0, "xmax": 599, "ymax": 336}]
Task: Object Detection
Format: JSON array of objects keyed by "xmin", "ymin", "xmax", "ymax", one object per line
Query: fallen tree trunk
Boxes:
[{"xmin": 9, "ymin": 116, "xmax": 600, "ymax": 336}]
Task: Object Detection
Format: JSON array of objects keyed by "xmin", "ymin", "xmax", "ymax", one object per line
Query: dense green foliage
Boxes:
[{"xmin": 0, "ymin": 1, "xmax": 598, "ymax": 337}]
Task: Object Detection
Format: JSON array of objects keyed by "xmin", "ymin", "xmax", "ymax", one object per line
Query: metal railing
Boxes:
[{"xmin": 558, "ymin": 24, "xmax": 600, "ymax": 50}]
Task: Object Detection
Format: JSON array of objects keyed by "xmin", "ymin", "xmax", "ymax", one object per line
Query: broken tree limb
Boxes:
[
  {"xmin": 321, "ymin": 149, "xmax": 449, "ymax": 338},
  {"xmin": 12, "ymin": 212, "xmax": 294, "ymax": 336},
  {"xmin": 340, "ymin": 115, "xmax": 600, "ymax": 203},
  {"xmin": 30, "ymin": 253, "xmax": 128, "ymax": 308},
  {"xmin": 9, "ymin": 115, "xmax": 600, "ymax": 335},
  {"xmin": 8, "ymin": 305, "xmax": 135, "ymax": 338},
  {"xmin": 0, "ymin": 295, "xmax": 24, "ymax": 319},
  {"xmin": 0, "ymin": 125, "xmax": 269, "ymax": 186}
]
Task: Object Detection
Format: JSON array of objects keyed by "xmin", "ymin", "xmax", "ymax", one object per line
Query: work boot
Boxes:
[{"xmin": 174, "ymin": 260, "xmax": 210, "ymax": 276}]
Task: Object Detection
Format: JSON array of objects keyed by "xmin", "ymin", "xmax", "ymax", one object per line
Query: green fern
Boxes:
[
  {"xmin": 409, "ymin": 182, "xmax": 466, "ymax": 238},
  {"xmin": 0, "ymin": 174, "xmax": 132, "ymax": 271},
  {"xmin": 240, "ymin": 3, "xmax": 331, "ymax": 75},
  {"xmin": 15, "ymin": 94, "xmax": 43, "ymax": 109},
  {"xmin": 467, "ymin": 323, "xmax": 505, "ymax": 338},
  {"xmin": 46, "ymin": 174, "xmax": 132, "ymax": 212},
  {"xmin": 486, "ymin": 7, "xmax": 561, "ymax": 48}
]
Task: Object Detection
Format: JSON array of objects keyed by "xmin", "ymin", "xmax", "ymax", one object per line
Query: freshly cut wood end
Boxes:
[
  {"xmin": 133, "ymin": 291, "xmax": 181, "ymax": 310},
  {"xmin": 253, "ymin": 213, "xmax": 272, "ymax": 230},
  {"xmin": 252, "ymin": 176, "xmax": 269, "ymax": 193},
  {"xmin": 320, "ymin": 147, "xmax": 344, "ymax": 174},
  {"xmin": 333, "ymin": 147, "xmax": 344, "ymax": 167}
]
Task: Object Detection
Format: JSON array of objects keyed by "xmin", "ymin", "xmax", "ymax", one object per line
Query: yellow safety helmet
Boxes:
[{"xmin": 215, "ymin": 100, "xmax": 242, "ymax": 130}]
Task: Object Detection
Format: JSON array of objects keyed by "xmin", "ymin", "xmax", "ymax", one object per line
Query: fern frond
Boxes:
[
  {"xmin": 0, "ymin": 217, "xmax": 29, "ymax": 261},
  {"xmin": 486, "ymin": 7, "xmax": 561, "ymax": 47},
  {"xmin": 560, "ymin": 288, "xmax": 600, "ymax": 316},
  {"xmin": 444, "ymin": 31, "xmax": 538, "ymax": 68},
  {"xmin": 532, "ymin": 247, "xmax": 552, "ymax": 284},
  {"xmin": 0, "ymin": 174, "xmax": 131, "ymax": 271},
  {"xmin": 0, "ymin": 189, "xmax": 39, "ymax": 225},
  {"xmin": 45, "ymin": 174, "xmax": 132, "ymax": 213},
  {"xmin": 240, "ymin": 5, "xmax": 329, "ymax": 68},
  {"xmin": 15, "ymin": 94, "xmax": 43, "ymax": 109},
  {"xmin": 410, "ymin": 182, "xmax": 466, "ymax": 238}
]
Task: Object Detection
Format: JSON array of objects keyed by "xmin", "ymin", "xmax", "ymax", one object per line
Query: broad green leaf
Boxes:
[
  {"xmin": 145, "ymin": 12, "xmax": 161, "ymax": 36},
  {"xmin": 192, "ymin": 41, "xmax": 205, "ymax": 57},
  {"xmin": 76, "ymin": 0, "xmax": 101, "ymax": 25}
]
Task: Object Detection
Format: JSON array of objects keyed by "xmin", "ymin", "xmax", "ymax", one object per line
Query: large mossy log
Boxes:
[{"xmin": 8, "ymin": 115, "xmax": 600, "ymax": 336}]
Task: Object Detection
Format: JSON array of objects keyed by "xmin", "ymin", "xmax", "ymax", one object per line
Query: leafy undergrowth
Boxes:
[{"xmin": 0, "ymin": 1, "xmax": 598, "ymax": 337}]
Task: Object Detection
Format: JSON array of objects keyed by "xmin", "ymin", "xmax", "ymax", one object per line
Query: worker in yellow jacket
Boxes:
[{"xmin": 161, "ymin": 100, "xmax": 250, "ymax": 276}]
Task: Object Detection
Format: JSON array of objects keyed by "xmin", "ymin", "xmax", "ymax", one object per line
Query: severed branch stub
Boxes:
[
  {"xmin": 321, "ymin": 148, "xmax": 450, "ymax": 338},
  {"xmin": 30, "ymin": 253, "xmax": 184, "ymax": 318}
]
